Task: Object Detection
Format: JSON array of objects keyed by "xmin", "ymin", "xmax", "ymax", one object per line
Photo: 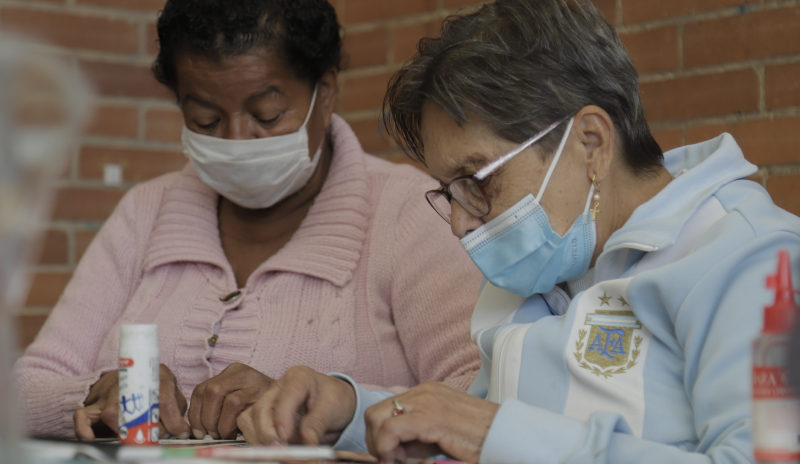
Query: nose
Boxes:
[
  {"xmin": 450, "ymin": 200, "xmax": 485, "ymax": 239},
  {"xmin": 223, "ymin": 116, "xmax": 259, "ymax": 140}
]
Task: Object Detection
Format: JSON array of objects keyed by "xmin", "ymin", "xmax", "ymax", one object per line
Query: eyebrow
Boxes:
[
  {"xmin": 443, "ymin": 152, "xmax": 491, "ymax": 181},
  {"xmin": 181, "ymin": 86, "xmax": 285, "ymax": 110},
  {"xmin": 245, "ymin": 86, "xmax": 285, "ymax": 104}
]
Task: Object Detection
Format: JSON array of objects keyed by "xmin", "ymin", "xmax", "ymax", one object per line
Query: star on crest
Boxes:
[
  {"xmin": 618, "ymin": 296, "xmax": 630, "ymax": 307},
  {"xmin": 598, "ymin": 292, "xmax": 612, "ymax": 306}
]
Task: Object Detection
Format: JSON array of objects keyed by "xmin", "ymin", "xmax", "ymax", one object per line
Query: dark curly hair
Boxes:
[{"xmin": 153, "ymin": 0, "xmax": 342, "ymax": 96}]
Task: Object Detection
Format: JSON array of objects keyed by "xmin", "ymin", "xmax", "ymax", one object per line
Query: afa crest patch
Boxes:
[{"xmin": 573, "ymin": 292, "xmax": 644, "ymax": 378}]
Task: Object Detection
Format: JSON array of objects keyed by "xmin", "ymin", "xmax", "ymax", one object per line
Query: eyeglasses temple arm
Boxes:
[{"xmin": 473, "ymin": 120, "xmax": 562, "ymax": 181}]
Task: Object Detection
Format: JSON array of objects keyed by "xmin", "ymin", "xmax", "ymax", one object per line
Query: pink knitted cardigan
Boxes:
[{"xmin": 14, "ymin": 115, "xmax": 483, "ymax": 437}]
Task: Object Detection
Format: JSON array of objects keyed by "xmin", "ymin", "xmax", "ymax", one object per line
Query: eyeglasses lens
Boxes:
[
  {"xmin": 450, "ymin": 178, "xmax": 490, "ymax": 217},
  {"xmin": 425, "ymin": 190, "xmax": 452, "ymax": 224}
]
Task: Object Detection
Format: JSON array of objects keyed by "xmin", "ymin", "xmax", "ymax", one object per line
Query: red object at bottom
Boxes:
[{"xmin": 755, "ymin": 450, "xmax": 800, "ymax": 462}]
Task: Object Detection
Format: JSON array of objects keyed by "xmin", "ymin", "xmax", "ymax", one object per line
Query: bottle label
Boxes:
[
  {"xmin": 753, "ymin": 367, "xmax": 800, "ymax": 461},
  {"xmin": 118, "ymin": 348, "xmax": 160, "ymax": 445}
]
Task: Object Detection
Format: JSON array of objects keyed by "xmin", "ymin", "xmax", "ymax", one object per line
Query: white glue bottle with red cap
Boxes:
[
  {"xmin": 118, "ymin": 324, "xmax": 160, "ymax": 445},
  {"xmin": 753, "ymin": 250, "xmax": 800, "ymax": 463}
]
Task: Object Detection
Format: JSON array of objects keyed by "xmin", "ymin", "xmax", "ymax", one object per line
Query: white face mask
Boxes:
[{"xmin": 181, "ymin": 86, "xmax": 322, "ymax": 209}]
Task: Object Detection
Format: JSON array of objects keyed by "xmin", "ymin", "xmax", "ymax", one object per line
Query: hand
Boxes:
[
  {"xmin": 237, "ymin": 365, "xmax": 356, "ymax": 446},
  {"xmin": 364, "ymin": 381, "xmax": 499, "ymax": 463},
  {"xmin": 188, "ymin": 362, "xmax": 275, "ymax": 439},
  {"xmin": 74, "ymin": 364, "xmax": 190, "ymax": 441}
]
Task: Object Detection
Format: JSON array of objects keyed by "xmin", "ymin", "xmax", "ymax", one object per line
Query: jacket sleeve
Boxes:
[
  {"xmin": 13, "ymin": 188, "xmax": 144, "ymax": 437},
  {"xmin": 384, "ymin": 176, "xmax": 483, "ymax": 393},
  {"xmin": 479, "ymin": 231, "xmax": 800, "ymax": 464}
]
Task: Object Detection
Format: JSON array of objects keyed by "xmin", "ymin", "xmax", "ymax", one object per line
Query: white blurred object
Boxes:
[
  {"xmin": 0, "ymin": 35, "xmax": 91, "ymax": 463},
  {"xmin": 103, "ymin": 164, "xmax": 123, "ymax": 187}
]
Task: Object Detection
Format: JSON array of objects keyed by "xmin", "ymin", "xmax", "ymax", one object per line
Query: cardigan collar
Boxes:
[{"xmin": 142, "ymin": 114, "xmax": 370, "ymax": 288}]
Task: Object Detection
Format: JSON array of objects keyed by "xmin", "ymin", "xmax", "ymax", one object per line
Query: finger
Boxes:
[
  {"xmin": 99, "ymin": 387, "xmax": 119, "ymax": 434},
  {"xmin": 74, "ymin": 404, "xmax": 102, "ymax": 441},
  {"xmin": 271, "ymin": 378, "xmax": 314, "ymax": 444},
  {"xmin": 373, "ymin": 415, "xmax": 426, "ymax": 463},
  {"xmin": 188, "ymin": 382, "xmax": 208, "ymax": 439},
  {"xmin": 364, "ymin": 397, "xmax": 399, "ymax": 457},
  {"xmin": 248, "ymin": 386, "xmax": 283, "ymax": 445},
  {"xmin": 298, "ymin": 392, "xmax": 338, "ymax": 446},
  {"xmin": 218, "ymin": 387, "xmax": 259, "ymax": 439},
  {"xmin": 199, "ymin": 381, "xmax": 233, "ymax": 439},
  {"xmin": 160, "ymin": 388, "xmax": 191, "ymax": 440},
  {"xmin": 236, "ymin": 406, "xmax": 257, "ymax": 445}
]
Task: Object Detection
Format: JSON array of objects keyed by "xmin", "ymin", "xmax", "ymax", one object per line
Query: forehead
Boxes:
[
  {"xmin": 420, "ymin": 101, "xmax": 503, "ymax": 182},
  {"xmin": 174, "ymin": 48, "xmax": 300, "ymax": 100}
]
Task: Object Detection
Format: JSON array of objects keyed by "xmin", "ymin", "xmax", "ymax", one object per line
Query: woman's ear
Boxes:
[
  {"xmin": 573, "ymin": 105, "xmax": 615, "ymax": 182},
  {"xmin": 317, "ymin": 67, "xmax": 339, "ymax": 128}
]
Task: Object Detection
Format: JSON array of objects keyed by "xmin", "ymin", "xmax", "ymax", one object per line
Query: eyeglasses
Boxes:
[{"xmin": 425, "ymin": 119, "xmax": 564, "ymax": 224}]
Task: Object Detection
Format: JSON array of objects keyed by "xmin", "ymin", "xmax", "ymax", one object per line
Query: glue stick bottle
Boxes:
[
  {"xmin": 118, "ymin": 324, "xmax": 160, "ymax": 445},
  {"xmin": 753, "ymin": 250, "xmax": 800, "ymax": 463}
]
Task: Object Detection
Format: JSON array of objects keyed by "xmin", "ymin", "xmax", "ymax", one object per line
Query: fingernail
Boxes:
[
  {"xmin": 277, "ymin": 425, "xmax": 287, "ymax": 443},
  {"xmin": 176, "ymin": 431, "xmax": 191, "ymax": 440},
  {"xmin": 209, "ymin": 431, "xmax": 220, "ymax": 439},
  {"xmin": 192, "ymin": 428, "xmax": 204, "ymax": 440}
]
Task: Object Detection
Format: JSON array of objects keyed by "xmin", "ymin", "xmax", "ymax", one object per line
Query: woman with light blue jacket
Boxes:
[{"xmin": 236, "ymin": 1, "xmax": 800, "ymax": 462}]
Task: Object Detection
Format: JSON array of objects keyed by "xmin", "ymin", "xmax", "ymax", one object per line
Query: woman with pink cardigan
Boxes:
[{"xmin": 14, "ymin": 0, "xmax": 481, "ymax": 441}]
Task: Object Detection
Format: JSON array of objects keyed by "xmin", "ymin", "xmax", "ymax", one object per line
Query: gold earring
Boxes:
[{"xmin": 590, "ymin": 175, "xmax": 601, "ymax": 221}]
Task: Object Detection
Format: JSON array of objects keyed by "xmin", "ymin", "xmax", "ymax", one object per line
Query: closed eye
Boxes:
[
  {"xmin": 256, "ymin": 113, "xmax": 282, "ymax": 125},
  {"xmin": 196, "ymin": 120, "xmax": 220, "ymax": 131}
]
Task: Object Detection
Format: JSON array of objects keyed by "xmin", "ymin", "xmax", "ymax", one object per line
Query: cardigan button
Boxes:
[
  {"xmin": 208, "ymin": 335, "xmax": 218, "ymax": 347},
  {"xmin": 220, "ymin": 290, "xmax": 242, "ymax": 303}
]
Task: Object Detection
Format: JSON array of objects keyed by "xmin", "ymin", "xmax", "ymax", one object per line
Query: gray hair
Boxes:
[{"xmin": 382, "ymin": 0, "xmax": 663, "ymax": 175}]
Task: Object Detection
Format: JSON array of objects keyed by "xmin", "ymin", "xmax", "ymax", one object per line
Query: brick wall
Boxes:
[{"xmin": 4, "ymin": 0, "xmax": 799, "ymax": 348}]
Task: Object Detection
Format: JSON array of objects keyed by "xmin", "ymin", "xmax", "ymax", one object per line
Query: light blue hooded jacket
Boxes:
[{"xmin": 331, "ymin": 134, "xmax": 800, "ymax": 464}]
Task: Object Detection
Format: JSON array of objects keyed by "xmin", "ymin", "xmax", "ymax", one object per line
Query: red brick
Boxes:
[
  {"xmin": 80, "ymin": 61, "xmax": 173, "ymax": 100},
  {"xmin": 640, "ymin": 69, "xmax": 759, "ymax": 122},
  {"xmin": 340, "ymin": 0, "xmax": 436, "ymax": 24},
  {"xmin": 75, "ymin": 230, "xmax": 98, "ymax": 263},
  {"xmin": 685, "ymin": 117, "xmax": 800, "ymax": 165},
  {"xmin": 145, "ymin": 108, "xmax": 184, "ymax": 143},
  {"xmin": 592, "ymin": 0, "xmax": 617, "ymax": 23},
  {"xmin": 766, "ymin": 62, "xmax": 800, "ymax": 111},
  {"xmin": 147, "ymin": 22, "xmax": 159, "ymax": 56},
  {"xmin": 15, "ymin": 315, "xmax": 49, "ymax": 349},
  {"xmin": 620, "ymin": 26, "xmax": 679, "ymax": 74},
  {"xmin": 343, "ymin": 28, "xmax": 388, "ymax": 69},
  {"xmin": 76, "ymin": 0, "xmax": 167, "ymax": 11},
  {"xmin": 684, "ymin": 7, "xmax": 800, "ymax": 68},
  {"xmin": 52, "ymin": 188, "xmax": 126, "ymax": 221},
  {"xmin": 84, "ymin": 105, "xmax": 139, "ymax": 138},
  {"xmin": 341, "ymin": 71, "xmax": 394, "ymax": 112},
  {"xmin": 349, "ymin": 118, "xmax": 392, "ymax": 153},
  {"xmin": 25, "ymin": 272, "xmax": 72, "ymax": 307},
  {"xmin": 393, "ymin": 20, "xmax": 440, "ymax": 64},
  {"xmin": 79, "ymin": 146, "xmax": 186, "ymax": 183},
  {"xmin": 37, "ymin": 230, "xmax": 68, "ymax": 265},
  {"xmin": 767, "ymin": 174, "xmax": 800, "ymax": 217},
  {"xmin": 652, "ymin": 129, "xmax": 682, "ymax": 152},
  {"xmin": 622, "ymin": 0, "xmax": 754, "ymax": 24},
  {"xmin": 1, "ymin": 8, "xmax": 138, "ymax": 54}
]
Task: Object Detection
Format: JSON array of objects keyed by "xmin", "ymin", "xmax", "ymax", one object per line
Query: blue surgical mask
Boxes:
[{"xmin": 459, "ymin": 118, "xmax": 597, "ymax": 297}]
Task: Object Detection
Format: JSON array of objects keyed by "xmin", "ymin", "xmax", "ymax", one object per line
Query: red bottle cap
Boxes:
[{"xmin": 763, "ymin": 250, "xmax": 800, "ymax": 333}]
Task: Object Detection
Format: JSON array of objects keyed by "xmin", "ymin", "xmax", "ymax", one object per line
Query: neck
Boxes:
[
  {"xmin": 590, "ymin": 163, "xmax": 674, "ymax": 267},
  {"xmin": 218, "ymin": 137, "xmax": 333, "ymax": 243}
]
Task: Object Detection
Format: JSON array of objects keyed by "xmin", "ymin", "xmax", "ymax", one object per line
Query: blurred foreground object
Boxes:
[
  {"xmin": 0, "ymin": 35, "xmax": 91, "ymax": 462},
  {"xmin": 753, "ymin": 250, "xmax": 800, "ymax": 463}
]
